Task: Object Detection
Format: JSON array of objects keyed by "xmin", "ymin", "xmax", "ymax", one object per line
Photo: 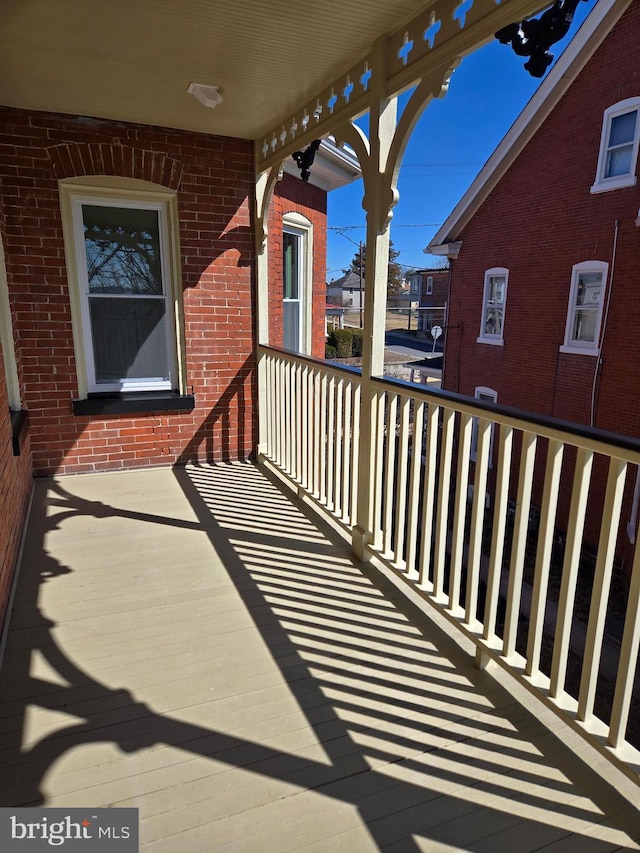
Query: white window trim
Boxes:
[
  {"xmin": 282, "ymin": 211, "xmax": 313, "ymax": 356},
  {"xmin": 560, "ymin": 260, "xmax": 608, "ymax": 356},
  {"xmin": 60, "ymin": 178, "xmax": 186, "ymax": 398},
  {"xmin": 591, "ymin": 97, "xmax": 640, "ymax": 194},
  {"xmin": 477, "ymin": 267, "xmax": 508, "ymax": 346},
  {"xmin": 0, "ymin": 236, "xmax": 21, "ymax": 410},
  {"xmin": 426, "ymin": 275, "xmax": 433, "ymax": 295},
  {"xmin": 471, "ymin": 386, "xmax": 497, "ymax": 466}
]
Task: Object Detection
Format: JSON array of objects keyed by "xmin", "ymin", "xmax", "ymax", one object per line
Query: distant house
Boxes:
[
  {"xmin": 427, "ymin": 0, "xmax": 640, "ymax": 566},
  {"xmin": 407, "ymin": 268, "xmax": 449, "ymax": 337},
  {"xmin": 327, "ymin": 270, "xmax": 364, "ymax": 309}
]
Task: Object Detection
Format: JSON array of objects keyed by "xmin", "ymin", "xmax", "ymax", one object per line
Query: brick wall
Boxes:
[
  {"xmin": 442, "ymin": 1, "xmax": 640, "ymax": 559},
  {"xmin": 267, "ymin": 172, "xmax": 328, "ymax": 358},
  {"xmin": 0, "ymin": 107, "xmax": 259, "ymax": 475},
  {"xmin": 0, "ymin": 199, "xmax": 33, "ymax": 631}
]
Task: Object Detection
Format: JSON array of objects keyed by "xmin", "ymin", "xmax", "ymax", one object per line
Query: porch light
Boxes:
[{"xmin": 187, "ymin": 82, "xmax": 223, "ymax": 109}]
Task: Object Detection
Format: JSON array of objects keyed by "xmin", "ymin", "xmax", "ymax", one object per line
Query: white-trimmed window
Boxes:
[
  {"xmin": 471, "ymin": 387, "xmax": 497, "ymax": 464},
  {"xmin": 426, "ymin": 275, "xmax": 433, "ymax": 295},
  {"xmin": 477, "ymin": 268, "xmax": 508, "ymax": 345},
  {"xmin": 282, "ymin": 212, "xmax": 312, "ymax": 355},
  {"xmin": 560, "ymin": 261, "xmax": 608, "ymax": 355},
  {"xmin": 60, "ymin": 180, "xmax": 185, "ymax": 398},
  {"xmin": 591, "ymin": 98, "xmax": 640, "ymax": 194},
  {"xmin": 0, "ymin": 237, "xmax": 21, "ymax": 411}
]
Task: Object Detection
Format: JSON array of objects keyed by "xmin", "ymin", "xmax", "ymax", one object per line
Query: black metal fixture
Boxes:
[
  {"xmin": 292, "ymin": 139, "xmax": 321, "ymax": 182},
  {"xmin": 495, "ymin": 0, "xmax": 586, "ymax": 78}
]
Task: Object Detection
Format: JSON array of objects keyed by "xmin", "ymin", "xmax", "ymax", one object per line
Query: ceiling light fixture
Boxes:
[{"xmin": 187, "ymin": 82, "xmax": 223, "ymax": 109}]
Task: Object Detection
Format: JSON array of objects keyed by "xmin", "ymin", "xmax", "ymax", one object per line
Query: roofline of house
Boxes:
[{"xmin": 426, "ymin": 0, "xmax": 630, "ymax": 253}]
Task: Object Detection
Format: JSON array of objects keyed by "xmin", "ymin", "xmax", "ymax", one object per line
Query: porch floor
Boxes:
[{"xmin": 1, "ymin": 462, "xmax": 639, "ymax": 852}]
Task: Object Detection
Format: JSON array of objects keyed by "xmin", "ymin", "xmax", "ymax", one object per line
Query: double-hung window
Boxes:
[
  {"xmin": 282, "ymin": 212, "xmax": 312, "ymax": 355},
  {"xmin": 61, "ymin": 181, "xmax": 184, "ymax": 399},
  {"xmin": 591, "ymin": 98, "xmax": 640, "ymax": 193},
  {"xmin": 561, "ymin": 261, "xmax": 608, "ymax": 355},
  {"xmin": 478, "ymin": 268, "xmax": 508, "ymax": 345}
]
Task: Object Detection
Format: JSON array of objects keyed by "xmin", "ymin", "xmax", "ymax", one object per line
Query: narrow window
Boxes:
[
  {"xmin": 282, "ymin": 212, "xmax": 313, "ymax": 355},
  {"xmin": 591, "ymin": 98, "xmax": 640, "ymax": 193},
  {"xmin": 426, "ymin": 275, "xmax": 433, "ymax": 295},
  {"xmin": 560, "ymin": 261, "xmax": 608, "ymax": 355},
  {"xmin": 478, "ymin": 268, "xmax": 508, "ymax": 345}
]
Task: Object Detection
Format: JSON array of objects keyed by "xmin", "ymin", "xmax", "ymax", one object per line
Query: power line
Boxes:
[{"xmin": 329, "ymin": 223, "xmax": 442, "ymax": 230}]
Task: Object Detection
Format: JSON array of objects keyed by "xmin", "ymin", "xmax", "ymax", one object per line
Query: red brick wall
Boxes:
[
  {"xmin": 267, "ymin": 172, "xmax": 327, "ymax": 358},
  {"xmin": 0, "ymin": 107, "xmax": 257, "ymax": 475},
  {"xmin": 442, "ymin": 2, "xmax": 640, "ymax": 559},
  {"xmin": 0, "ymin": 200, "xmax": 33, "ymax": 631}
]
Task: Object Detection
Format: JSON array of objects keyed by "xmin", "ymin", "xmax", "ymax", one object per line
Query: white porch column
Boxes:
[
  {"xmin": 352, "ymin": 39, "xmax": 398, "ymax": 561},
  {"xmin": 254, "ymin": 165, "xmax": 282, "ymax": 458}
]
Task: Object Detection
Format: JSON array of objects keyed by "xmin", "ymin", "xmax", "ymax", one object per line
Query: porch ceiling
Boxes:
[{"xmin": 1, "ymin": 0, "xmax": 427, "ymax": 140}]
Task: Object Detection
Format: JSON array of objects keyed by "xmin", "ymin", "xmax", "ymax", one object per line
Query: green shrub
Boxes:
[
  {"xmin": 329, "ymin": 328, "xmax": 354, "ymax": 358},
  {"xmin": 325, "ymin": 344, "xmax": 338, "ymax": 360},
  {"xmin": 351, "ymin": 330, "xmax": 363, "ymax": 357}
]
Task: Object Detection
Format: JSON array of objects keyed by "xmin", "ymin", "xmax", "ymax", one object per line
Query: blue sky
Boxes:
[{"xmin": 326, "ymin": 0, "xmax": 598, "ymax": 280}]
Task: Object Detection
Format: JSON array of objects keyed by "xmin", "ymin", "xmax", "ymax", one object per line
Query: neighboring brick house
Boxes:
[
  {"xmin": 427, "ymin": 0, "xmax": 640, "ymax": 566},
  {"xmin": 407, "ymin": 267, "xmax": 449, "ymax": 338}
]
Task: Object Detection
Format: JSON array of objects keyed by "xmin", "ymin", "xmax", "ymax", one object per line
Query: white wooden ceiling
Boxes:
[{"xmin": 0, "ymin": 0, "xmax": 429, "ymax": 139}]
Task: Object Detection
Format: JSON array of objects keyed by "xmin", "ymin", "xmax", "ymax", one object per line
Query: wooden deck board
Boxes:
[{"xmin": 1, "ymin": 462, "xmax": 639, "ymax": 852}]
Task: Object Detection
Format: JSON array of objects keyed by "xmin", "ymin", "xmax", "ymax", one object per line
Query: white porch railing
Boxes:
[{"xmin": 258, "ymin": 345, "xmax": 640, "ymax": 779}]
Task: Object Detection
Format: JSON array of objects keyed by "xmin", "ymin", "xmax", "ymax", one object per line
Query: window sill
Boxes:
[
  {"xmin": 72, "ymin": 392, "xmax": 195, "ymax": 417},
  {"xmin": 10, "ymin": 409, "xmax": 29, "ymax": 456},
  {"xmin": 590, "ymin": 175, "xmax": 637, "ymax": 194},
  {"xmin": 559, "ymin": 345, "xmax": 599, "ymax": 357},
  {"xmin": 476, "ymin": 337, "xmax": 504, "ymax": 346}
]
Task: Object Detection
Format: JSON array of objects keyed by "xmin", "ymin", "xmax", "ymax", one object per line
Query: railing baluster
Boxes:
[
  {"xmin": 334, "ymin": 378, "xmax": 344, "ymax": 517},
  {"xmin": 526, "ymin": 438, "xmax": 564, "ymax": 679},
  {"xmin": 503, "ymin": 430, "xmax": 537, "ymax": 658},
  {"xmin": 405, "ymin": 399, "xmax": 425, "ymax": 579},
  {"xmin": 609, "ymin": 529, "xmax": 640, "ymax": 749},
  {"xmin": 578, "ymin": 457, "xmax": 627, "ymax": 724},
  {"xmin": 394, "ymin": 395, "xmax": 411, "ymax": 569},
  {"xmin": 319, "ymin": 372, "xmax": 328, "ymax": 505},
  {"xmin": 433, "ymin": 406, "xmax": 455, "ymax": 600},
  {"xmin": 312, "ymin": 368, "xmax": 321, "ymax": 498},
  {"xmin": 350, "ymin": 382, "xmax": 361, "ymax": 529},
  {"xmin": 449, "ymin": 412, "xmax": 473, "ymax": 614},
  {"xmin": 277, "ymin": 357, "xmax": 285, "ymax": 468},
  {"xmin": 418, "ymin": 402, "xmax": 440, "ymax": 590},
  {"xmin": 550, "ymin": 447, "xmax": 593, "ymax": 698},
  {"xmin": 372, "ymin": 389, "xmax": 386, "ymax": 549},
  {"xmin": 383, "ymin": 393, "xmax": 399, "ymax": 557},
  {"xmin": 326, "ymin": 376, "xmax": 336, "ymax": 510},
  {"xmin": 466, "ymin": 416, "xmax": 492, "ymax": 627},
  {"xmin": 483, "ymin": 425, "xmax": 513, "ymax": 642},
  {"xmin": 340, "ymin": 380, "xmax": 352, "ymax": 522}
]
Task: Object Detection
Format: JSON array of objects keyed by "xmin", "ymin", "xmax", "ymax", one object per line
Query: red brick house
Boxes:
[
  {"xmin": 408, "ymin": 267, "xmax": 449, "ymax": 337},
  {"xmin": 0, "ymin": 112, "xmax": 358, "ymax": 629},
  {"xmin": 427, "ymin": 0, "xmax": 640, "ymax": 563}
]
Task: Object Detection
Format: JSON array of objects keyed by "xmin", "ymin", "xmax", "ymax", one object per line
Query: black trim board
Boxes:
[{"xmin": 72, "ymin": 393, "xmax": 195, "ymax": 417}]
